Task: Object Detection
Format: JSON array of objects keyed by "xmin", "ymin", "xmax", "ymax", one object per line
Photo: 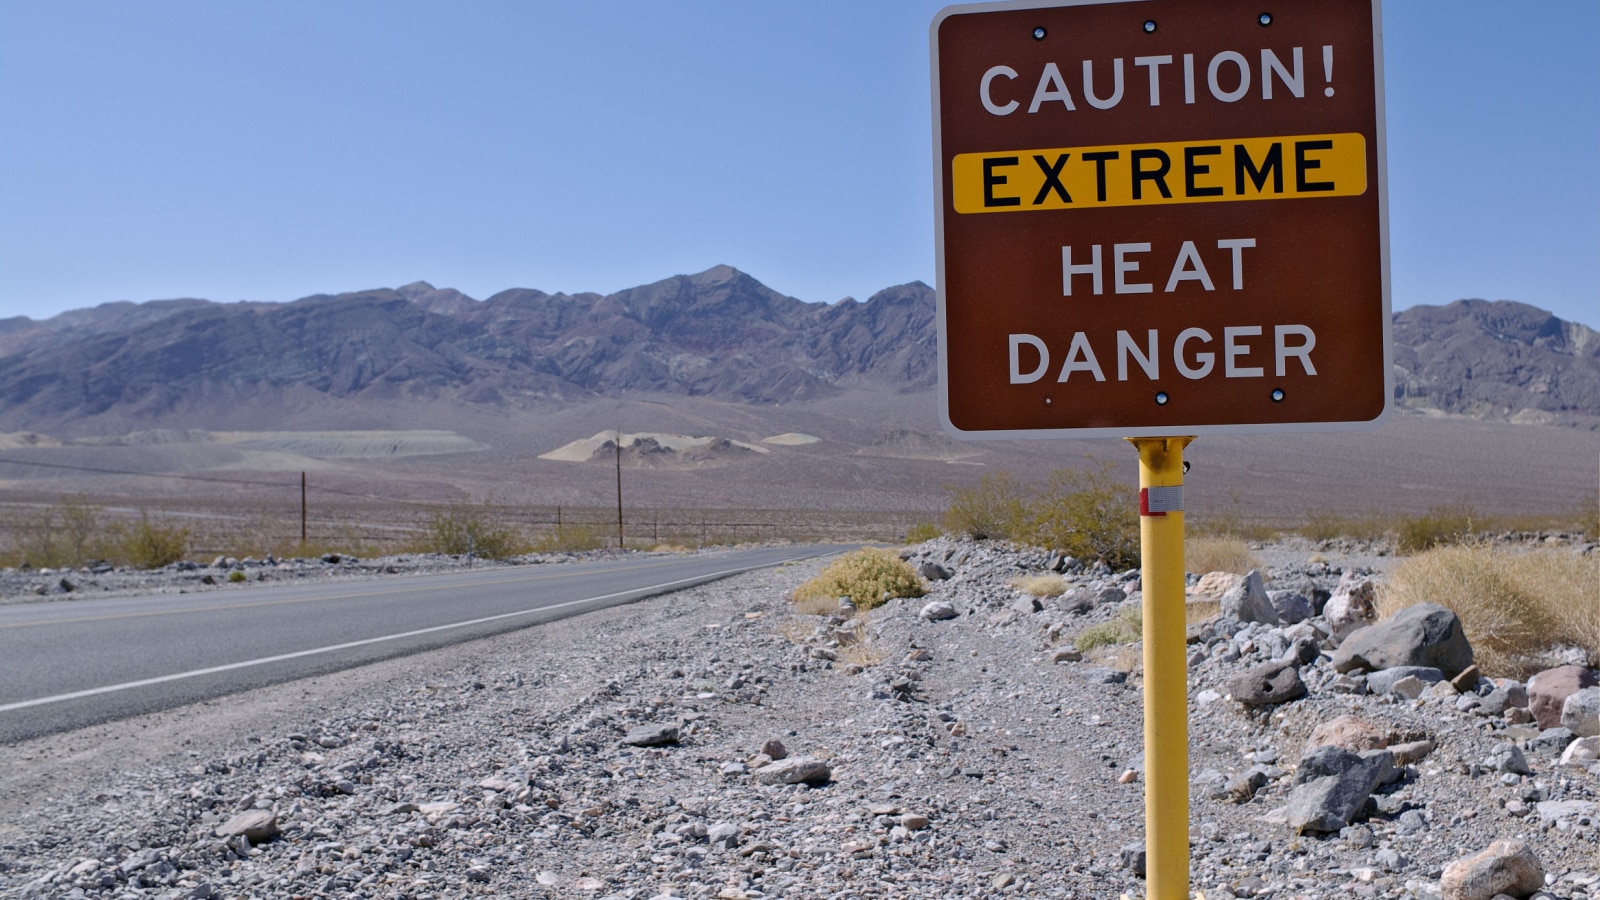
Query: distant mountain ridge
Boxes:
[{"xmin": 0, "ymin": 267, "xmax": 1593, "ymax": 431}]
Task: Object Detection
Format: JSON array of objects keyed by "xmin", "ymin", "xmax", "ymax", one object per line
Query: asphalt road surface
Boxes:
[{"xmin": 0, "ymin": 546, "xmax": 846, "ymax": 744}]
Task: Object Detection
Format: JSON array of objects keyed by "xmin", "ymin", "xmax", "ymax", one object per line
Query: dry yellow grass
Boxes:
[
  {"xmin": 1185, "ymin": 598, "xmax": 1220, "ymax": 624},
  {"xmin": 1186, "ymin": 537, "xmax": 1261, "ymax": 575},
  {"xmin": 1379, "ymin": 543, "xmax": 1599, "ymax": 678},
  {"xmin": 1012, "ymin": 574, "xmax": 1069, "ymax": 597}
]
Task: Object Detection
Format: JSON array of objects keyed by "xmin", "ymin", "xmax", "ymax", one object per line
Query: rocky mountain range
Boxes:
[{"xmin": 0, "ymin": 266, "xmax": 1593, "ymax": 432}]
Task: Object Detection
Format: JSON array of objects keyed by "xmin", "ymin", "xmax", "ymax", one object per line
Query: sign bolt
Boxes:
[
  {"xmin": 1155, "ymin": 391, "xmax": 1170, "ymax": 406},
  {"xmin": 1270, "ymin": 388, "xmax": 1286, "ymax": 402}
]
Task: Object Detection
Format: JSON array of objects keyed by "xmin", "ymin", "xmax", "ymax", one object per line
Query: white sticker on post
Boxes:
[{"xmin": 1140, "ymin": 486, "xmax": 1184, "ymax": 517}]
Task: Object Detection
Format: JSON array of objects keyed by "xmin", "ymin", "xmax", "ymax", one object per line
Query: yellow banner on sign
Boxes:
[{"xmin": 952, "ymin": 133, "xmax": 1366, "ymax": 213}]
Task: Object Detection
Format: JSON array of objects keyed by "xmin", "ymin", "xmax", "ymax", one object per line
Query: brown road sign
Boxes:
[{"xmin": 932, "ymin": 0, "xmax": 1391, "ymax": 438}]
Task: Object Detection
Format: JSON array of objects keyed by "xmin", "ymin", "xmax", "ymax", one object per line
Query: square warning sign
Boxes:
[{"xmin": 932, "ymin": 0, "xmax": 1391, "ymax": 438}]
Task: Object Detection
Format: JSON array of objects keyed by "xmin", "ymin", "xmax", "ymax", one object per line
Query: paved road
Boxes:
[{"xmin": 0, "ymin": 546, "xmax": 845, "ymax": 743}]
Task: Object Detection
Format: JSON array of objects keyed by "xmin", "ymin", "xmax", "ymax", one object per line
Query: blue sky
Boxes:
[{"xmin": 1, "ymin": 1, "xmax": 1595, "ymax": 328}]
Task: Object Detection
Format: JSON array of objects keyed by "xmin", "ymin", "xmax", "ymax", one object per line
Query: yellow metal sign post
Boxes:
[{"xmin": 1130, "ymin": 436, "xmax": 1194, "ymax": 899}]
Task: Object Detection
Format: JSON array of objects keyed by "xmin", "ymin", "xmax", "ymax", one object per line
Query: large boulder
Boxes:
[
  {"xmin": 1284, "ymin": 745, "xmax": 1394, "ymax": 833},
  {"xmin": 1332, "ymin": 603, "xmax": 1473, "ymax": 679},
  {"xmin": 1527, "ymin": 665, "xmax": 1599, "ymax": 730},
  {"xmin": 1227, "ymin": 660, "xmax": 1306, "ymax": 706},
  {"xmin": 1561, "ymin": 686, "xmax": 1600, "ymax": 736},
  {"xmin": 1440, "ymin": 839, "xmax": 1544, "ymax": 900},
  {"xmin": 1220, "ymin": 570, "xmax": 1277, "ymax": 625}
]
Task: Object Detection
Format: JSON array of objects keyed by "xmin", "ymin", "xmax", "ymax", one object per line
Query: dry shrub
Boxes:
[
  {"xmin": 904, "ymin": 522, "xmax": 943, "ymax": 544},
  {"xmin": 1395, "ymin": 505, "xmax": 1478, "ymax": 555},
  {"xmin": 1075, "ymin": 604, "xmax": 1143, "ymax": 650},
  {"xmin": 792, "ymin": 548, "xmax": 925, "ymax": 611},
  {"xmin": 1012, "ymin": 574, "xmax": 1068, "ymax": 597},
  {"xmin": 792, "ymin": 592, "xmax": 844, "ymax": 616},
  {"xmin": 1380, "ymin": 543, "xmax": 1599, "ymax": 677},
  {"xmin": 531, "ymin": 524, "xmax": 606, "ymax": 554},
  {"xmin": 1186, "ymin": 536, "xmax": 1260, "ymax": 575},
  {"xmin": 1185, "ymin": 598, "xmax": 1220, "ymax": 624}
]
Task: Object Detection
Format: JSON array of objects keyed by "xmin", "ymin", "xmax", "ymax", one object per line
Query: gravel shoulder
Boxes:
[{"xmin": 1, "ymin": 540, "xmax": 1595, "ymax": 900}]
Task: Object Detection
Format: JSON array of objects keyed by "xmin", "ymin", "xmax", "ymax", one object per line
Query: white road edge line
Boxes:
[{"xmin": 0, "ymin": 558, "xmax": 803, "ymax": 714}]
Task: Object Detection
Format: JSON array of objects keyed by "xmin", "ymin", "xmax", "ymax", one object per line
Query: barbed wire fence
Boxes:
[{"xmin": 0, "ymin": 456, "xmax": 933, "ymax": 560}]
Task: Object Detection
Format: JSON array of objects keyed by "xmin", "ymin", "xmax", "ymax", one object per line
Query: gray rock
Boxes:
[
  {"xmin": 1010, "ymin": 595, "xmax": 1043, "ymax": 615},
  {"xmin": 1283, "ymin": 745, "xmax": 1394, "ymax": 833},
  {"xmin": 1524, "ymin": 727, "xmax": 1576, "ymax": 755},
  {"xmin": 919, "ymin": 600, "xmax": 959, "ymax": 621},
  {"xmin": 1488, "ymin": 743, "xmax": 1531, "ymax": 775},
  {"xmin": 1366, "ymin": 666, "xmax": 1444, "ymax": 696},
  {"xmin": 1332, "ymin": 603, "xmax": 1474, "ymax": 679},
  {"xmin": 1227, "ymin": 660, "xmax": 1306, "ymax": 706},
  {"xmin": 1533, "ymin": 799, "xmax": 1598, "ymax": 822},
  {"xmin": 1560, "ymin": 686, "xmax": 1600, "ymax": 736},
  {"xmin": 623, "ymin": 723, "xmax": 680, "ymax": 747},
  {"xmin": 918, "ymin": 561, "xmax": 952, "ymax": 581},
  {"xmin": 761, "ymin": 738, "xmax": 788, "ymax": 760},
  {"xmin": 1282, "ymin": 636, "xmax": 1320, "ymax": 666},
  {"xmin": 753, "ymin": 756, "xmax": 831, "ymax": 786},
  {"xmin": 707, "ymin": 822, "xmax": 741, "ymax": 848},
  {"xmin": 1119, "ymin": 843, "xmax": 1146, "ymax": 876},
  {"xmin": 1220, "ymin": 571, "xmax": 1277, "ymax": 625},
  {"xmin": 1224, "ymin": 766, "xmax": 1271, "ymax": 802},
  {"xmin": 1476, "ymin": 681, "xmax": 1530, "ymax": 716},
  {"xmin": 1266, "ymin": 590, "xmax": 1313, "ymax": 625},
  {"xmin": 1083, "ymin": 667, "xmax": 1127, "ymax": 685},
  {"xmin": 215, "ymin": 809, "xmax": 279, "ymax": 844}
]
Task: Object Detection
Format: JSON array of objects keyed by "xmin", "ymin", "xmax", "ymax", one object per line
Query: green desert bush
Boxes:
[
  {"xmin": 419, "ymin": 500, "xmax": 525, "ymax": 559},
  {"xmin": 1380, "ymin": 543, "xmax": 1599, "ymax": 677},
  {"xmin": 1074, "ymin": 604, "xmax": 1143, "ymax": 650},
  {"xmin": 228, "ymin": 569, "xmax": 248, "ymax": 583},
  {"xmin": 942, "ymin": 461, "xmax": 1138, "ymax": 568},
  {"xmin": 904, "ymin": 522, "xmax": 942, "ymax": 543},
  {"xmin": 1020, "ymin": 461, "xmax": 1139, "ymax": 570},
  {"xmin": 1186, "ymin": 536, "xmax": 1260, "ymax": 575},
  {"xmin": 531, "ymin": 523, "xmax": 607, "ymax": 554},
  {"xmin": 792, "ymin": 548, "xmax": 925, "ymax": 611},
  {"xmin": 943, "ymin": 472, "xmax": 1027, "ymax": 541},
  {"xmin": 113, "ymin": 511, "xmax": 190, "ymax": 569}
]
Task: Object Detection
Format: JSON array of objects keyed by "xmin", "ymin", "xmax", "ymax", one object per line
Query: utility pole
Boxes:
[
  {"xmin": 614, "ymin": 429, "xmax": 624, "ymax": 549},
  {"xmin": 300, "ymin": 471, "xmax": 307, "ymax": 543}
]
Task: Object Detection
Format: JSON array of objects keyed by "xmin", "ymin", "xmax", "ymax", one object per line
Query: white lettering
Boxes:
[
  {"xmin": 1062, "ymin": 245, "xmax": 1104, "ymax": 296},
  {"xmin": 1028, "ymin": 62, "xmax": 1076, "ymax": 113},
  {"xmin": 1134, "ymin": 55, "xmax": 1172, "ymax": 106},
  {"xmin": 1274, "ymin": 324, "xmax": 1317, "ymax": 375},
  {"xmin": 1183, "ymin": 53, "xmax": 1196, "ymax": 104},
  {"xmin": 1207, "ymin": 50, "xmax": 1250, "ymax": 102},
  {"xmin": 1175, "ymin": 327, "xmax": 1214, "ymax": 379},
  {"xmin": 1216, "ymin": 238, "xmax": 1256, "ymax": 289},
  {"xmin": 981, "ymin": 65, "xmax": 1020, "ymax": 116},
  {"xmin": 1009, "ymin": 334, "xmax": 1049, "ymax": 383},
  {"xmin": 1114, "ymin": 243, "xmax": 1152, "ymax": 294},
  {"xmin": 1056, "ymin": 332, "xmax": 1106, "ymax": 382},
  {"xmin": 1116, "ymin": 329, "xmax": 1159, "ymax": 381},
  {"xmin": 1081, "ymin": 58, "xmax": 1124, "ymax": 109},
  {"xmin": 1164, "ymin": 241, "xmax": 1215, "ymax": 292},
  {"xmin": 1224, "ymin": 325, "xmax": 1264, "ymax": 377},
  {"xmin": 1261, "ymin": 47, "xmax": 1304, "ymax": 99}
]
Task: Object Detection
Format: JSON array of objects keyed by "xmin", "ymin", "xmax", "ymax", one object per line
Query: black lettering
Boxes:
[
  {"xmin": 983, "ymin": 157, "xmax": 1022, "ymax": 207},
  {"xmin": 1032, "ymin": 154, "xmax": 1072, "ymax": 205},
  {"xmin": 1235, "ymin": 143, "xmax": 1284, "ymax": 194},
  {"xmin": 1082, "ymin": 151, "xmax": 1119, "ymax": 202},
  {"xmin": 1184, "ymin": 145, "xmax": 1223, "ymax": 197},
  {"xmin": 1295, "ymin": 140, "xmax": 1335, "ymax": 192},
  {"xmin": 1130, "ymin": 149, "xmax": 1172, "ymax": 200}
]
